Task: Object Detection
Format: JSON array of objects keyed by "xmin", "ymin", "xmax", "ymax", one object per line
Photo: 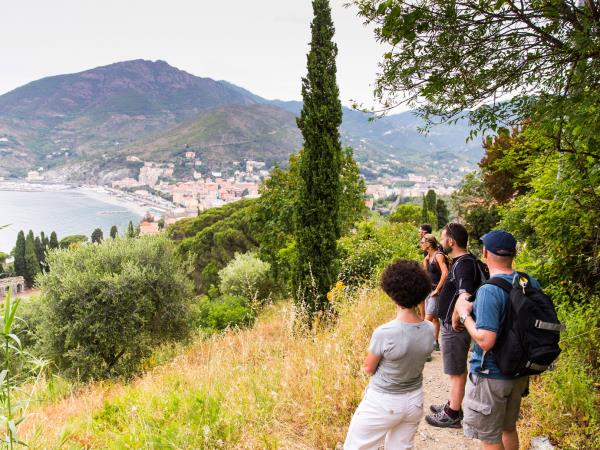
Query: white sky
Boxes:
[{"xmin": 0, "ymin": 0, "xmax": 388, "ymax": 108}]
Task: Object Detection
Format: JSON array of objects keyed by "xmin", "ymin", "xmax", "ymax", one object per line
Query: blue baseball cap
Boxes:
[{"xmin": 481, "ymin": 230, "xmax": 517, "ymax": 256}]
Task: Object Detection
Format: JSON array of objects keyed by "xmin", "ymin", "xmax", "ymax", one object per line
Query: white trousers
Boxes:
[{"xmin": 344, "ymin": 387, "xmax": 423, "ymax": 450}]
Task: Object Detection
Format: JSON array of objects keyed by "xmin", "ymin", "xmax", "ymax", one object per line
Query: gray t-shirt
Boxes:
[{"xmin": 368, "ymin": 319, "xmax": 435, "ymax": 394}]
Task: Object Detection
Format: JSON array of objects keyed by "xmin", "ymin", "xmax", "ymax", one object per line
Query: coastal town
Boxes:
[{"xmin": 3, "ymin": 148, "xmax": 464, "ymax": 237}]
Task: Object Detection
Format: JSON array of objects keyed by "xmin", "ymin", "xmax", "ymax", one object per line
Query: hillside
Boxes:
[
  {"xmin": 0, "ymin": 59, "xmax": 483, "ymax": 181},
  {"xmin": 0, "ymin": 60, "xmax": 261, "ymax": 177},
  {"xmin": 124, "ymin": 104, "xmax": 302, "ymax": 166},
  {"xmin": 20, "ymin": 291, "xmax": 477, "ymax": 449}
]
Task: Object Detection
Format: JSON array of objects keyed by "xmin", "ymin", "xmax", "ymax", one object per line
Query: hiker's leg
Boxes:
[
  {"xmin": 500, "ymin": 377, "xmax": 528, "ymax": 450},
  {"xmin": 481, "ymin": 442, "xmax": 503, "ymax": 450},
  {"xmin": 449, "ymin": 372, "xmax": 467, "ymax": 410},
  {"xmin": 344, "ymin": 389, "xmax": 392, "ymax": 450},
  {"xmin": 439, "ymin": 323, "xmax": 470, "ymax": 410},
  {"xmin": 385, "ymin": 389, "xmax": 423, "ymax": 449},
  {"xmin": 501, "ymin": 430, "xmax": 518, "ymax": 450}
]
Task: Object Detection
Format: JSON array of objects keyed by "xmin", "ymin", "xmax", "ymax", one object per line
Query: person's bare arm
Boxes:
[
  {"xmin": 432, "ymin": 253, "xmax": 448, "ymax": 295},
  {"xmin": 363, "ymin": 352, "xmax": 382, "ymax": 376}
]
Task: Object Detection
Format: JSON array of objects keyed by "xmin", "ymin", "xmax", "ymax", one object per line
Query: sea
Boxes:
[{"xmin": 0, "ymin": 188, "xmax": 142, "ymax": 253}]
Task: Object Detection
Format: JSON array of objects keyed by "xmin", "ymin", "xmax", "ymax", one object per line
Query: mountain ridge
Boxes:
[{"xmin": 0, "ymin": 59, "xmax": 482, "ymax": 181}]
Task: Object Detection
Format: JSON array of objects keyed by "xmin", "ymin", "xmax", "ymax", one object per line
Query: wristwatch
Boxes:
[{"xmin": 459, "ymin": 313, "xmax": 469, "ymax": 324}]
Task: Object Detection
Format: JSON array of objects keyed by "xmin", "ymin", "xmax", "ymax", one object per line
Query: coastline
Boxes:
[
  {"xmin": 0, "ymin": 181, "xmax": 153, "ymax": 217},
  {"xmin": 78, "ymin": 186, "xmax": 152, "ymax": 217}
]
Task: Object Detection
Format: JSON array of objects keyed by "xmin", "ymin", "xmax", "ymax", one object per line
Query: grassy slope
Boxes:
[{"xmin": 22, "ymin": 288, "xmax": 392, "ymax": 449}]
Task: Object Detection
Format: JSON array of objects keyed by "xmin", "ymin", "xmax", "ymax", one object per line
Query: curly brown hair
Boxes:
[{"xmin": 380, "ymin": 259, "xmax": 432, "ymax": 308}]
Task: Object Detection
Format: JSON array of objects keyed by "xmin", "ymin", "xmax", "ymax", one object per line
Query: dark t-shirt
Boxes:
[{"xmin": 437, "ymin": 253, "xmax": 478, "ymax": 323}]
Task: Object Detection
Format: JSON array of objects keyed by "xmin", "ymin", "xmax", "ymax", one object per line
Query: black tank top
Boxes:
[{"xmin": 428, "ymin": 252, "xmax": 444, "ymax": 288}]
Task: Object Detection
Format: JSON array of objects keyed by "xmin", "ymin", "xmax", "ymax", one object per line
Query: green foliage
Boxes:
[
  {"xmin": 501, "ymin": 147, "xmax": 600, "ymax": 288},
  {"xmin": 451, "ymin": 172, "xmax": 500, "ymax": 245},
  {"xmin": 194, "ymin": 295, "xmax": 256, "ymax": 332},
  {"xmin": 338, "ymin": 220, "xmax": 421, "ymax": 287},
  {"xmin": 0, "ymin": 289, "xmax": 47, "ymax": 448},
  {"xmin": 58, "ymin": 234, "xmax": 88, "ymax": 249},
  {"xmin": 91, "ymin": 228, "xmax": 104, "ymax": 244},
  {"xmin": 421, "ymin": 189, "xmax": 436, "ymax": 225},
  {"xmin": 24, "ymin": 231, "xmax": 39, "ymax": 288},
  {"xmin": 521, "ymin": 286, "xmax": 599, "ymax": 449},
  {"xmin": 48, "ymin": 232, "xmax": 59, "ymax": 250},
  {"xmin": 218, "ymin": 253, "xmax": 272, "ymax": 303},
  {"xmin": 125, "ymin": 221, "xmax": 137, "ymax": 239},
  {"xmin": 110, "ymin": 225, "xmax": 118, "ymax": 239},
  {"xmin": 479, "ymin": 127, "xmax": 535, "ymax": 204},
  {"xmin": 388, "ymin": 204, "xmax": 421, "ymax": 226},
  {"xmin": 294, "ymin": 0, "xmax": 344, "ymax": 320},
  {"xmin": 174, "ymin": 200, "xmax": 259, "ymax": 294},
  {"xmin": 34, "ymin": 236, "xmax": 45, "ymax": 269},
  {"xmin": 352, "ymin": 1, "xmax": 600, "ymax": 135},
  {"xmin": 255, "ymin": 150, "xmax": 365, "ymax": 295},
  {"xmin": 13, "ymin": 231, "xmax": 25, "ymax": 279},
  {"xmin": 37, "ymin": 235, "xmax": 194, "ymax": 381},
  {"xmin": 436, "ymin": 198, "xmax": 449, "ymax": 229}
]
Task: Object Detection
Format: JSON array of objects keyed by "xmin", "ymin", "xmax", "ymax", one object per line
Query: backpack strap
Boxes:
[{"xmin": 483, "ymin": 277, "xmax": 512, "ymax": 293}]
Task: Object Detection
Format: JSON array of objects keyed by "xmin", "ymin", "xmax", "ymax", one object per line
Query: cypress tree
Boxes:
[
  {"xmin": 49, "ymin": 231, "xmax": 59, "ymax": 249},
  {"xmin": 14, "ymin": 231, "xmax": 26, "ymax": 278},
  {"xmin": 34, "ymin": 235, "xmax": 45, "ymax": 268},
  {"xmin": 24, "ymin": 230, "xmax": 40, "ymax": 288},
  {"xmin": 91, "ymin": 228, "xmax": 104, "ymax": 244},
  {"xmin": 436, "ymin": 198, "xmax": 449, "ymax": 229},
  {"xmin": 126, "ymin": 221, "xmax": 136, "ymax": 239},
  {"xmin": 110, "ymin": 225, "xmax": 118, "ymax": 239},
  {"xmin": 293, "ymin": 0, "xmax": 343, "ymax": 321},
  {"xmin": 422, "ymin": 189, "xmax": 437, "ymax": 227},
  {"xmin": 41, "ymin": 231, "xmax": 49, "ymax": 248}
]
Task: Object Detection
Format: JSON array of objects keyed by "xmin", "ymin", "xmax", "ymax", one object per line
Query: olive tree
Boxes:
[{"xmin": 38, "ymin": 235, "xmax": 194, "ymax": 380}]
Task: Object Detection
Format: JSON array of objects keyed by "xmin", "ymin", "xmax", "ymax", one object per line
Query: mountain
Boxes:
[
  {"xmin": 124, "ymin": 104, "xmax": 302, "ymax": 166},
  {"xmin": 0, "ymin": 59, "xmax": 483, "ymax": 181},
  {"xmin": 0, "ymin": 60, "xmax": 262, "ymax": 177}
]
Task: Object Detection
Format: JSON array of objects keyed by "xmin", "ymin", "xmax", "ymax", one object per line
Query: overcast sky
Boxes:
[{"xmin": 1, "ymin": 0, "xmax": 389, "ymax": 108}]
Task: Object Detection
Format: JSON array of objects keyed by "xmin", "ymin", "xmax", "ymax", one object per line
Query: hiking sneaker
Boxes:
[
  {"xmin": 429, "ymin": 403, "xmax": 446, "ymax": 414},
  {"xmin": 425, "ymin": 409, "xmax": 462, "ymax": 428},
  {"xmin": 426, "ymin": 355, "xmax": 432, "ymax": 362},
  {"xmin": 429, "ymin": 403, "xmax": 464, "ymax": 418},
  {"xmin": 433, "ymin": 341, "xmax": 440, "ymax": 351}
]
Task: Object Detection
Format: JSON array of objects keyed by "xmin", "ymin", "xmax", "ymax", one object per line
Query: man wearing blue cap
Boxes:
[{"xmin": 455, "ymin": 230, "xmax": 540, "ymax": 450}]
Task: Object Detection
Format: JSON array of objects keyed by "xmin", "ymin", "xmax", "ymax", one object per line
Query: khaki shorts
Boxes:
[{"xmin": 463, "ymin": 373, "xmax": 529, "ymax": 443}]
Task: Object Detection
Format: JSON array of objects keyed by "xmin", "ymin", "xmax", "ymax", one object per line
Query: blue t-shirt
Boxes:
[{"xmin": 469, "ymin": 272, "xmax": 541, "ymax": 379}]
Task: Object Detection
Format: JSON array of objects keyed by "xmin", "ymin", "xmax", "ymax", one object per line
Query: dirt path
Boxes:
[{"xmin": 415, "ymin": 349, "xmax": 479, "ymax": 449}]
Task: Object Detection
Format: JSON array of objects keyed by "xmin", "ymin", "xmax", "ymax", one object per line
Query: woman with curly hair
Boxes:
[{"xmin": 344, "ymin": 259, "xmax": 435, "ymax": 449}]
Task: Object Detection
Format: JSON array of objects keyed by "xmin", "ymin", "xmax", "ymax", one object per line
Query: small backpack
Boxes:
[{"xmin": 483, "ymin": 272, "xmax": 565, "ymax": 377}]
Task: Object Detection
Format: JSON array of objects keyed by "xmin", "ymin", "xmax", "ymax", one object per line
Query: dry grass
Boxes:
[{"xmin": 21, "ymin": 287, "xmax": 396, "ymax": 448}]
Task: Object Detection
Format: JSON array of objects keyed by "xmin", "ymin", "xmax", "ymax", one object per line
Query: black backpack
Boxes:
[
  {"xmin": 444, "ymin": 254, "xmax": 489, "ymax": 323},
  {"xmin": 482, "ymin": 272, "xmax": 564, "ymax": 377}
]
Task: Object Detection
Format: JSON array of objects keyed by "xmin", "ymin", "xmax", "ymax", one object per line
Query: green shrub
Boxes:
[
  {"xmin": 521, "ymin": 285, "xmax": 599, "ymax": 449},
  {"xmin": 195, "ymin": 295, "xmax": 256, "ymax": 331},
  {"xmin": 218, "ymin": 252, "xmax": 272, "ymax": 303},
  {"xmin": 338, "ymin": 220, "xmax": 421, "ymax": 287},
  {"xmin": 37, "ymin": 235, "xmax": 194, "ymax": 381},
  {"xmin": 58, "ymin": 234, "xmax": 88, "ymax": 249},
  {"xmin": 388, "ymin": 204, "xmax": 422, "ymax": 226}
]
